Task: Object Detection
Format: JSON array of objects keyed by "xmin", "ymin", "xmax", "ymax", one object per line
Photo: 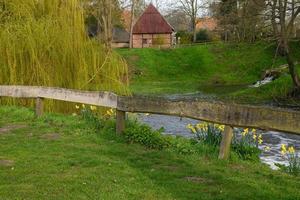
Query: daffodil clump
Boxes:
[
  {"xmin": 279, "ymin": 144, "xmax": 300, "ymax": 176},
  {"xmin": 231, "ymin": 128, "xmax": 263, "ymax": 161},
  {"xmin": 239, "ymin": 128, "xmax": 263, "ymax": 147},
  {"xmin": 74, "ymin": 104, "xmax": 108, "ymax": 130},
  {"xmin": 186, "ymin": 122, "xmax": 223, "ymax": 147},
  {"xmin": 186, "ymin": 123, "xmax": 262, "ymax": 160}
]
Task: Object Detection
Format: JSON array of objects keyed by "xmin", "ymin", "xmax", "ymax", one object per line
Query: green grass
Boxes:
[
  {"xmin": 1, "ymin": 106, "xmax": 300, "ymax": 199},
  {"xmin": 118, "ymin": 42, "xmax": 300, "ymax": 103}
]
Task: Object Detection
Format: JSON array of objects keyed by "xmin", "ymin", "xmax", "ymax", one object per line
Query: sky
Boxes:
[
  {"xmin": 145, "ymin": 0, "xmax": 210, "ymax": 16},
  {"xmin": 146, "ymin": 0, "xmax": 179, "ymax": 12}
]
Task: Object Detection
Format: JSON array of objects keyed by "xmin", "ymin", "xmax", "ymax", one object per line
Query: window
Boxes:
[{"xmin": 142, "ymin": 39, "xmax": 147, "ymax": 44}]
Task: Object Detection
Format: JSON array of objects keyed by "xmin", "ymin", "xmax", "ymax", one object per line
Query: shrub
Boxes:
[
  {"xmin": 176, "ymin": 31, "xmax": 193, "ymax": 44},
  {"xmin": 196, "ymin": 29, "xmax": 210, "ymax": 42},
  {"xmin": 124, "ymin": 121, "xmax": 211, "ymax": 154},
  {"xmin": 153, "ymin": 36, "xmax": 165, "ymax": 46},
  {"xmin": 124, "ymin": 122, "xmax": 171, "ymax": 150}
]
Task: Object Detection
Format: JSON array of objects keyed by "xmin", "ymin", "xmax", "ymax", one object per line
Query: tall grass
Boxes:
[{"xmin": 0, "ymin": 0, "xmax": 128, "ymax": 112}]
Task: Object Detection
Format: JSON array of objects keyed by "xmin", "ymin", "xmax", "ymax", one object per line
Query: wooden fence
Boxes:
[{"xmin": 1, "ymin": 85, "xmax": 300, "ymax": 160}]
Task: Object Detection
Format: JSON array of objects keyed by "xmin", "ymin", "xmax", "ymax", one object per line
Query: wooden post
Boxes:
[
  {"xmin": 35, "ymin": 97, "xmax": 44, "ymax": 117},
  {"xmin": 219, "ymin": 126, "xmax": 234, "ymax": 160},
  {"xmin": 116, "ymin": 109, "xmax": 126, "ymax": 134}
]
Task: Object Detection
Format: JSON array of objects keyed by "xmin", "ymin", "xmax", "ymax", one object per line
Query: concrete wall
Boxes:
[{"xmin": 132, "ymin": 33, "xmax": 172, "ymax": 48}]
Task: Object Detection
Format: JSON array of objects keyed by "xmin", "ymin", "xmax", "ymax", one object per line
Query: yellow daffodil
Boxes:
[
  {"xmin": 253, "ymin": 134, "xmax": 257, "ymax": 140},
  {"xmin": 186, "ymin": 124, "xmax": 193, "ymax": 129},
  {"xmin": 288, "ymin": 146, "xmax": 295, "ymax": 154},
  {"xmin": 106, "ymin": 109, "xmax": 114, "ymax": 116},
  {"xmin": 196, "ymin": 123, "xmax": 202, "ymax": 130},
  {"xmin": 90, "ymin": 106, "xmax": 97, "ymax": 111},
  {"xmin": 106, "ymin": 110, "xmax": 112, "ymax": 116},
  {"xmin": 264, "ymin": 146, "xmax": 270, "ymax": 151},
  {"xmin": 218, "ymin": 125, "xmax": 225, "ymax": 132},
  {"xmin": 186, "ymin": 124, "xmax": 197, "ymax": 134},
  {"xmin": 75, "ymin": 105, "xmax": 80, "ymax": 109},
  {"xmin": 242, "ymin": 128, "xmax": 249, "ymax": 136},
  {"xmin": 258, "ymin": 134, "xmax": 262, "ymax": 140},
  {"xmin": 258, "ymin": 139, "xmax": 263, "ymax": 144},
  {"xmin": 145, "ymin": 113, "xmax": 150, "ymax": 116},
  {"xmin": 191, "ymin": 127, "xmax": 197, "ymax": 134},
  {"xmin": 281, "ymin": 144, "xmax": 287, "ymax": 155},
  {"xmin": 82, "ymin": 104, "xmax": 85, "ymax": 109},
  {"xmin": 252, "ymin": 129, "xmax": 257, "ymax": 133}
]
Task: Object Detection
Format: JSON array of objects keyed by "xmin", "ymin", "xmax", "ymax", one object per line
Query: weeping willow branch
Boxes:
[{"xmin": 0, "ymin": 0, "xmax": 129, "ymax": 112}]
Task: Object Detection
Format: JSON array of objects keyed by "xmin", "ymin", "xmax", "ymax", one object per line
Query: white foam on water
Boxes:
[{"xmin": 250, "ymin": 76, "xmax": 274, "ymax": 88}]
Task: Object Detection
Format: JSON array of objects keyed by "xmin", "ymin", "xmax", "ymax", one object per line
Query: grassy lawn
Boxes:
[
  {"xmin": 0, "ymin": 106, "xmax": 300, "ymax": 199},
  {"xmin": 117, "ymin": 42, "xmax": 300, "ymax": 103}
]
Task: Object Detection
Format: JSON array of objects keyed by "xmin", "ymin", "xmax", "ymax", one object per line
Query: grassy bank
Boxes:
[
  {"xmin": 0, "ymin": 106, "xmax": 300, "ymax": 199},
  {"xmin": 118, "ymin": 42, "xmax": 300, "ymax": 103}
]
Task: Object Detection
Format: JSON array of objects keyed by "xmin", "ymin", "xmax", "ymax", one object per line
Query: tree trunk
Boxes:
[
  {"xmin": 193, "ymin": 21, "xmax": 197, "ymax": 43},
  {"xmin": 129, "ymin": 0, "xmax": 135, "ymax": 48},
  {"xmin": 283, "ymin": 39, "xmax": 300, "ymax": 92}
]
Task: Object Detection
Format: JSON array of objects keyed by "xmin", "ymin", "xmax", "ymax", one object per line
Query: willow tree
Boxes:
[{"xmin": 0, "ymin": 0, "xmax": 129, "ymax": 112}]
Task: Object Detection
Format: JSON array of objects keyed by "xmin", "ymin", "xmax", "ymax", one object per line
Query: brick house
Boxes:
[
  {"xmin": 196, "ymin": 17, "xmax": 218, "ymax": 31},
  {"xmin": 132, "ymin": 4, "xmax": 175, "ymax": 48}
]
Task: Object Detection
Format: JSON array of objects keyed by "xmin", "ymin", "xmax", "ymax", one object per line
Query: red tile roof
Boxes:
[{"xmin": 133, "ymin": 4, "xmax": 174, "ymax": 34}]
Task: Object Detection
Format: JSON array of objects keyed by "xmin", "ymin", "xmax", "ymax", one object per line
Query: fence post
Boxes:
[
  {"xmin": 35, "ymin": 97, "xmax": 44, "ymax": 117},
  {"xmin": 218, "ymin": 126, "xmax": 234, "ymax": 160},
  {"xmin": 116, "ymin": 109, "xmax": 126, "ymax": 134}
]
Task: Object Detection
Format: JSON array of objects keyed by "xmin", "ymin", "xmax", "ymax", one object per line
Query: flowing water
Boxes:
[
  {"xmin": 133, "ymin": 78, "xmax": 299, "ymax": 169},
  {"xmin": 135, "ymin": 113, "xmax": 300, "ymax": 170},
  {"xmin": 250, "ymin": 76, "xmax": 274, "ymax": 88}
]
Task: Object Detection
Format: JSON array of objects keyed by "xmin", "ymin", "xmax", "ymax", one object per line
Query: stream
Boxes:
[
  {"xmin": 135, "ymin": 113, "xmax": 300, "ymax": 169},
  {"xmin": 133, "ymin": 77, "xmax": 299, "ymax": 169}
]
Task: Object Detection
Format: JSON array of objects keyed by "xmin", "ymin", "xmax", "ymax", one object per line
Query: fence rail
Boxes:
[{"xmin": 1, "ymin": 85, "xmax": 300, "ymax": 159}]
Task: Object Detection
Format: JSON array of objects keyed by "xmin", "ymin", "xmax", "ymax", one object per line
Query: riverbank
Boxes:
[
  {"xmin": 134, "ymin": 113, "xmax": 300, "ymax": 169},
  {"xmin": 117, "ymin": 42, "xmax": 300, "ymax": 105},
  {"xmin": 0, "ymin": 106, "xmax": 300, "ymax": 199}
]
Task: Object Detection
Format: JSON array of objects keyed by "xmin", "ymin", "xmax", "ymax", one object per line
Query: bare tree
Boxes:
[
  {"xmin": 129, "ymin": 0, "xmax": 136, "ymax": 48},
  {"xmin": 84, "ymin": 0, "xmax": 122, "ymax": 48},
  {"xmin": 177, "ymin": 0, "xmax": 204, "ymax": 42},
  {"xmin": 150, "ymin": 0, "xmax": 162, "ymax": 9}
]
